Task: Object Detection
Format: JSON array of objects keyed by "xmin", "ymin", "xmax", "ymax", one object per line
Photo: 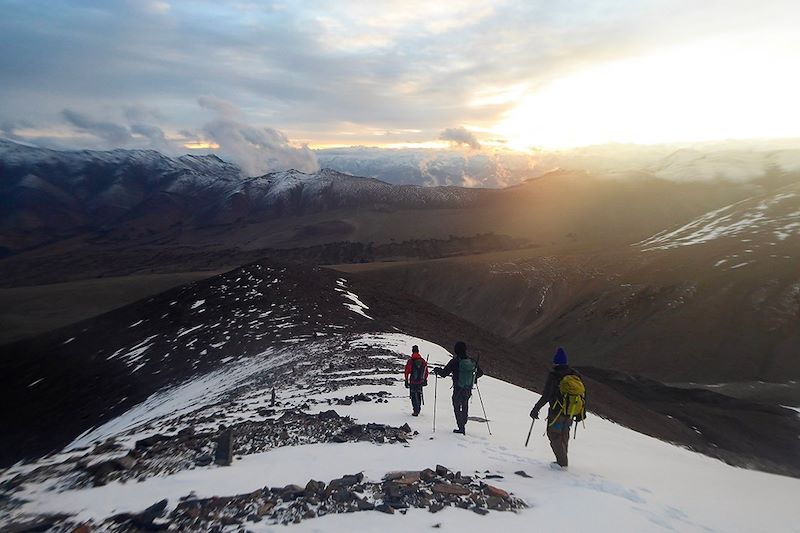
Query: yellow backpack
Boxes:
[{"xmin": 553, "ymin": 374, "xmax": 586, "ymax": 423}]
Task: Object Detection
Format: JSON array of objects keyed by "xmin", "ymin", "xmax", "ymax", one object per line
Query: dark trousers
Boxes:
[
  {"xmin": 409, "ymin": 385, "xmax": 423, "ymax": 414},
  {"xmin": 452, "ymin": 387, "xmax": 472, "ymax": 430},
  {"xmin": 547, "ymin": 415, "xmax": 572, "ymax": 467}
]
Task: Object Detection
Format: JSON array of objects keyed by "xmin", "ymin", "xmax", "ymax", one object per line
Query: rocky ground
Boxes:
[
  {"xmin": 0, "ymin": 335, "xmax": 530, "ymax": 532},
  {"xmin": 5, "ymin": 465, "xmax": 528, "ymax": 532}
]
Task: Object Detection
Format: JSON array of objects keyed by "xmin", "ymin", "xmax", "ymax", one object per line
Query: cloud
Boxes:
[
  {"xmin": 1, "ymin": 1, "xmax": 798, "ymax": 150},
  {"xmin": 199, "ymin": 97, "xmax": 319, "ymax": 176},
  {"xmin": 198, "ymin": 96, "xmax": 241, "ymax": 118},
  {"xmin": 317, "ymin": 146, "xmax": 541, "ymax": 187},
  {"xmin": 62, "ymin": 109, "xmax": 135, "ymax": 145},
  {"xmin": 130, "ymin": 123, "xmax": 178, "ymax": 153},
  {"xmin": 439, "ymin": 127, "xmax": 482, "ymax": 150},
  {"xmin": 0, "ymin": 119, "xmax": 33, "ymax": 140}
]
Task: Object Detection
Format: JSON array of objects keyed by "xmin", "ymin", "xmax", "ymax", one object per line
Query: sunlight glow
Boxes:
[
  {"xmin": 494, "ymin": 38, "xmax": 800, "ymax": 149},
  {"xmin": 184, "ymin": 141, "xmax": 220, "ymax": 150}
]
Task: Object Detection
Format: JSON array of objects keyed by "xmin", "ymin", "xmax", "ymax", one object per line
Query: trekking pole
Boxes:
[
  {"xmin": 525, "ymin": 418, "xmax": 535, "ymax": 447},
  {"xmin": 422, "ymin": 354, "xmax": 429, "ymax": 406},
  {"xmin": 433, "ymin": 372, "xmax": 438, "ymax": 433},
  {"xmin": 475, "ymin": 381, "xmax": 492, "ymax": 435}
]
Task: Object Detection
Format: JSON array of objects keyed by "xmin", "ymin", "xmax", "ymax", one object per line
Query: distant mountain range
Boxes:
[
  {"xmin": 315, "ymin": 142, "xmax": 800, "ymax": 187},
  {"xmin": 0, "ymin": 140, "xmax": 485, "ymax": 254}
]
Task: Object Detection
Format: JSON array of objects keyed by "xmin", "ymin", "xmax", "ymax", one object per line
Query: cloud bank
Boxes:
[
  {"xmin": 1, "ymin": 1, "xmax": 797, "ymax": 150},
  {"xmin": 198, "ymin": 97, "xmax": 318, "ymax": 176}
]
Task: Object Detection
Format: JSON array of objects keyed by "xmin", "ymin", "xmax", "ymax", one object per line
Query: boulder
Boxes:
[
  {"xmin": 435, "ymin": 465, "xmax": 454, "ymax": 479},
  {"xmin": 485, "ymin": 485, "xmax": 509, "ymax": 499},
  {"xmin": 281, "ymin": 484, "xmax": 305, "ymax": 500},
  {"xmin": 420, "ymin": 468, "xmax": 437, "ymax": 482},
  {"xmin": 328, "ymin": 473, "xmax": 364, "ymax": 490},
  {"xmin": 304, "ymin": 479, "xmax": 326, "ymax": 496},
  {"xmin": 318, "ymin": 410, "xmax": 340, "ymax": 420}
]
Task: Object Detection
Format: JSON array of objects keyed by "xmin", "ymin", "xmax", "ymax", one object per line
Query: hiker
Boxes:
[
  {"xmin": 433, "ymin": 341, "xmax": 483, "ymax": 434},
  {"xmin": 529, "ymin": 347, "xmax": 585, "ymax": 469},
  {"xmin": 404, "ymin": 345, "xmax": 429, "ymax": 416}
]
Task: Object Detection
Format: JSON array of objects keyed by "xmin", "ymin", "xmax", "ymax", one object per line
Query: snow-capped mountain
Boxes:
[
  {"xmin": 1, "ymin": 259, "xmax": 798, "ymax": 532},
  {"xmin": 0, "ymin": 140, "xmax": 485, "ymax": 254}
]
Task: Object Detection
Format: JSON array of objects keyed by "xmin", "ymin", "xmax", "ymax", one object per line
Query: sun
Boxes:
[{"xmin": 492, "ymin": 36, "xmax": 800, "ymax": 150}]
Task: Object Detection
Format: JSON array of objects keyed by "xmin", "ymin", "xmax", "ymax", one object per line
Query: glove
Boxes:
[
  {"xmin": 433, "ymin": 368, "xmax": 442, "ymax": 377},
  {"xmin": 530, "ymin": 409, "xmax": 539, "ymax": 420},
  {"xmin": 404, "ymin": 381, "xmax": 410, "ymax": 389},
  {"xmin": 423, "ymin": 380, "xmax": 428, "ymax": 387}
]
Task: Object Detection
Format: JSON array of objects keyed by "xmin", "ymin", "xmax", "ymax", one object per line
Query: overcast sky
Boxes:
[{"xmin": 1, "ymin": 0, "xmax": 798, "ymax": 166}]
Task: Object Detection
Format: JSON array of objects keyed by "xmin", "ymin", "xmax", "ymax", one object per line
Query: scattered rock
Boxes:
[
  {"xmin": 281, "ymin": 484, "xmax": 305, "ymax": 500},
  {"xmin": 135, "ymin": 434, "xmax": 170, "ymax": 450},
  {"xmin": 318, "ymin": 410, "xmax": 340, "ymax": 420},
  {"xmin": 328, "ymin": 473, "xmax": 363, "ymax": 490},
  {"xmin": 485, "ymin": 485, "xmax": 509, "ymax": 499},
  {"xmin": 514, "ymin": 470, "xmax": 532, "ymax": 478},
  {"xmin": 420, "ymin": 468, "xmax": 437, "ymax": 482},
  {"xmin": 195, "ymin": 454, "xmax": 213, "ymax": 466},
  {"xmin": 305, "ymin": 479, "xmax": 325, "ymax": 496},
  {"xmin": 432, "ymin": 483, "xmax": 471, "ymax": 496},
  {"xmin": 435, "ymin": 465, "xmax": 452, "ymax": 478}
]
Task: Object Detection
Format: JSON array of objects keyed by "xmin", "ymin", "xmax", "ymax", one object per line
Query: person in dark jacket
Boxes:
[
  {"xmin": 404, "ymin": 345, "xmax": 429, "ymax": 416},
  {"xmin": 530, "ymin": 347, "xmax": 579, "ymax": 468},
  {"xmin": 433, "ymin": 341, "xmax": 483, "ymax": 434}
]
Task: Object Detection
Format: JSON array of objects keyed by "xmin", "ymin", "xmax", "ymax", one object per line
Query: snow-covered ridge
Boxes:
[{"xmin": 2, "ymin": 332, "xmax": 798, "ymax": 532}]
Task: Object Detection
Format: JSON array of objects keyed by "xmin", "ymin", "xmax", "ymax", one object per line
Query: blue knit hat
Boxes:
[{"xmin": 553, "ymin": 347, "xmax": 567, "ymax": 366}]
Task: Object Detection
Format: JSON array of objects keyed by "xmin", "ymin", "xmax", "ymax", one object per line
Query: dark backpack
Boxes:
[
  {"xmin": 456, "ymin": 358, "xmax": 477, "ymax": 389},
  {"xmin": 410, "ymin": 358, "xmax": 426, "ymax": 384}
]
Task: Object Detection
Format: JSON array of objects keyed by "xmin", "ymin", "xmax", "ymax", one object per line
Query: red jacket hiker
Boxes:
[
  {"xmin": 404, "ymin": 350, "xmax": 429, "ymax": 385},
  {"xmin": 404, "ymin": 345, "xmax": 428, "ymax": 416}
]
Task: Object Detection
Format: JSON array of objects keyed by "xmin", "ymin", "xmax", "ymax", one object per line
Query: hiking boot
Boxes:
[
  {"xmin": 412, "ymin": 412, "xmax": 419, "ymax": 417},
  {"xmin": 453, "ymin": 428, "xmax": 465, "ymax": 434}
]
